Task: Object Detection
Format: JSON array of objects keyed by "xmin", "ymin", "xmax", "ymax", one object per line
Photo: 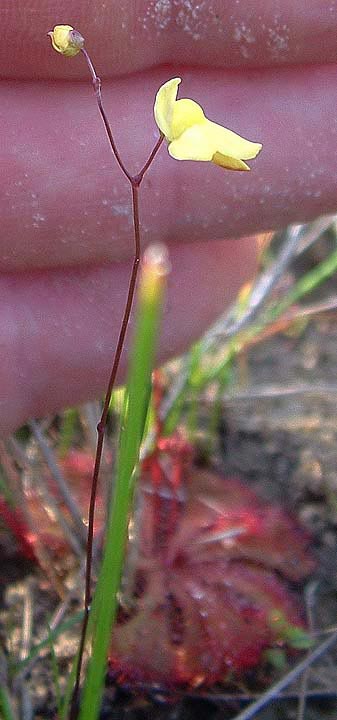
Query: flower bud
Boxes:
[{"xmin": 48, "ymin": 25, "xmax": 84, "ymax": 57}]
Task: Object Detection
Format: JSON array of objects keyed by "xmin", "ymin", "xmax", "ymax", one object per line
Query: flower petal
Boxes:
[
  {"xmin": 154, "ymin": 78, "xmax": 181, "ymax": 141},
  {"xmin": 154, "ymin": 77, "xmax": 262, "ymax": 169},
  {"xmin": 168, "ymin": 118, "xmax": 262, "ymax": 170},
  {"xmin": 207, "ymin": 120, "xmax": 262, "ymax": 161},
  {"xmin": 168, "ymin": 123, "xmax": 215, "ymax": 162},
  {"xmin": 171, "ymin": 99, "xmax": 205, "ymax": 139}
]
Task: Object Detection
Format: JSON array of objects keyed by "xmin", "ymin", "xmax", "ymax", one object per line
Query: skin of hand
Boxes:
[{"xmin": 1, "ymin": 0, "xmax": 337, "ymax": 435}]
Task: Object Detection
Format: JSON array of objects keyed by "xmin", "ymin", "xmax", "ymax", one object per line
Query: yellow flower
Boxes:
[
  {"xmin": 154, "ymin": 78, "xmax": 262, "ymax": 171},
  {"xmin": 48, "ymin": 25, "xmax": 84, "ymax": 57}
]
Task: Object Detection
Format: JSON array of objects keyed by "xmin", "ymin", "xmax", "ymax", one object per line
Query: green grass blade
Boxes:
[
  {"xmin": 232, "ymin": 243, "xmax": 337, "ymax": 353},
  {"xmin": 164, "ymin": 342, "xmax": 203, "ymax": 435},
  {"xmin": 0, "ymin": 686, "xmax": 16, "ymax": 720},
  {"xmin": 0, "ymin": 468, "xmax": 15, "ymax": 505},
  {"xmin": 78, "ymin": 245, "xmax": 169, "ymax": 720},
  {"xmin": 58, "ymin": 408, "xmax": 78, "ymax": 459},
  {"xmin": 14, "ymin": 611, "xmax": 83, "ymax": 675},
  {"xmin": 266, "ymin": 244, "xmax": 337, "ymax": 321},
  {"xmin": 47, "ymin": 625, "xmax": 62, "ymax": 717}
]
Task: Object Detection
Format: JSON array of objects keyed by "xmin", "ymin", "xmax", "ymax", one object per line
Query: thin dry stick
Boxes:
[
  {"xmin": 0, "ymin": 439, "xmax": 24, "ymax": 506},
  {"xmin": 157, "ymin": 217, "xmax": 336, "ymax": 429},
  {"xmin": 7, "ymin": 435, "xmax": 84, "ymax": 559},
  {"xmin": 202, "ymin": 216, "xmax": 333, "ymax": 351},
  {"xmin": 0, "ymin": 441, "xmax": 65, "ymax": 596},
  {"xmin": 14, "ymin": 578, "xmax": 84, "ymax": 687},
  {"xmin": 15, "ymin": 426, "xmax": 83, "ymax": 558},
  {"xmin": 20, "ymin": 579, "xmax": 34, "ymax": 663},
  {"xmin": 232, "ymin": 629, "xmax": 337, "ymax": 720},
  {"xmin": 81, "ymin": 402, "xmax": 102, "ymax": 456},
  {"xmin": 212, "ymin": 223, "xmax": 303, "ymax": 340},
  {"xmin": 155, "ymin": 224, "xmax": 302, "ymax": 426},
  {"xmin": 223, "ymin": 381, "xmax": 337, "ymax": 401},
  {"xmin": 295, "ymin": 213, "xmax": 337, "ymax": 256},
  {"xmin": 29, "ymin": 419, "xmax": 87, "ymax": 548},
  {"xmin": 70, "ymin": 48, "xmax": 163, "ymax": 717},
  {"xmin": 297, "ymin": 581, "xmax": 318, "ymax": 720}
]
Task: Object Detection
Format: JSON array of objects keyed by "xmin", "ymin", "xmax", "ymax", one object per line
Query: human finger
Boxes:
[
  {"xmin": 0, "ymin": 236, "xmax": 257, "ymax": 435},
  {"xmin": 2, "ymin": 0, "xmax": 337, "ymax": 79},
  {"xmin": 1, "ymin": 64, "xmax": 336, "ymax": 271}
]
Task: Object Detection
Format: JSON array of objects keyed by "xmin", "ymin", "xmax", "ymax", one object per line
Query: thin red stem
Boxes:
[
  {"xmin": 135, "ymin": 133, "xmax": 164, "ymax": 185},
  {"xmin": 81, "ymin": 48, "xmax": 133, "ymax": 184},
  {"xmin": 70, "ymin": 49, "xmax": 164, "ymax": 719},
  {"xmin": 81, "ymin": 48, "xmax": 164, "ymax": 185}
]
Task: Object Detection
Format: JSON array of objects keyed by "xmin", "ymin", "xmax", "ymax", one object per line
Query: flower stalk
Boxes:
[
  {"xmin": 47, "ymin": 28, "xmax": 163, "ymax": 718},
  {"xmin": 47, "ymin": 24, "xmax": 263, "ymax": 719}
]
